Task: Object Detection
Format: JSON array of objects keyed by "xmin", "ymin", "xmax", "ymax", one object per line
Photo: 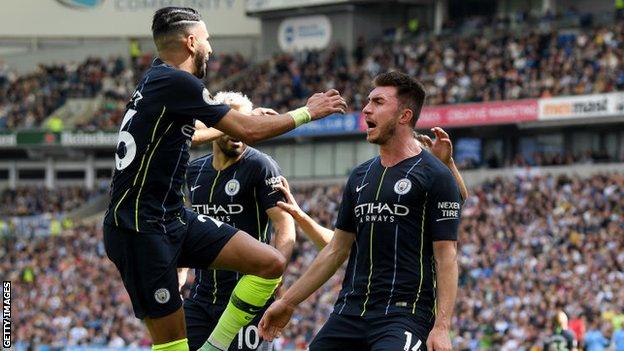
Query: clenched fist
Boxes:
[{"xmin": 306, "ymin": 89, "xmax": 348, "ymax": 120}]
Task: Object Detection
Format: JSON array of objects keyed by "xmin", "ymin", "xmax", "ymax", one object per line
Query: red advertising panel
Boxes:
[{"xmin": 415, "ymin": 99, "xmax": 538, "ymax": 129}]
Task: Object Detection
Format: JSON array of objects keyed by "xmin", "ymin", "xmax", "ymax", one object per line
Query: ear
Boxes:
[
  {"xmin": 185, "ymin": 34, "xmax": 196, "ymax": 53},
  {"xmin": 399, "ymin": 108, "xmax": 413, "ymax": 125}
]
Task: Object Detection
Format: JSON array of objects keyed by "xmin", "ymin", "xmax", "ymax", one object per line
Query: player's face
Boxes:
[
  {"xmin": 362, "ymin": 86, "xmax": 401, "ymax": 145},
  {"xmin": 189, "ymin": 21, "xmax": 212, "ymax": 79},
  {"xmin": 216, "ymin": 135, "xmax": 245, "ymax": 158},
  {"xmin": 215, "ymin": 104, "xmax": 249, "ymax": 158}
]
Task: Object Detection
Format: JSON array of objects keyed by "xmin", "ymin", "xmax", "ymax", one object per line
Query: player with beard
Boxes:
[
  {"xmin": 103, "ymin": 7, "xmax": 347, "ymax": 351},
  {"xmin": 179, "ymin": 92, "xmax": 295, "ymax": 351},
  {"xmin": 270, "ymin": 126, "xmax": 468, "ymax": 250},
  {"xmin": 259, "ymin": 71, "xmax": 461, "ymax": 351}
]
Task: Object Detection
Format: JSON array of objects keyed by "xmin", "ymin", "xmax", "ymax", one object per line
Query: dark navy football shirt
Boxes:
[
  {"xmin": 333, "ymin": 150, "xmax": 462, "ymax": 319},
  {"xmin": 185, "ymin": 147, "xmax": 284, "ymax": 305},
  {"xmin": 104, "ymin": 58, "xmax": 230, "ymax": 233}
]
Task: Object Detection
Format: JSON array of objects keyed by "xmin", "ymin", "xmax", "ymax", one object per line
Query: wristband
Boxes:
[{"xmin": 288, "ymin": 106, "xmax": 312, "ymax": 127}]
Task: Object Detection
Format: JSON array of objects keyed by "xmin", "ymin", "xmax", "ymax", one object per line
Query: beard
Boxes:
[
  {"xmin": 216, "ymin": 138, "xmax": 245, "ymax": 158},
  {"xmin": 368, "ymin": 122, "xmax": 396, "ymax": 145},
  {"xmin": 193, "ymin": 52, "xmax": 208, "ymax": 79}
]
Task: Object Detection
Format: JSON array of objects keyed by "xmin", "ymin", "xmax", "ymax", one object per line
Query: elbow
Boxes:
[
  {"xmin": 332, "ymin": 246, "xmax": 351, "ymax": 264},
  {"xmin": 231, "ymin": 125, "xmax": 259, "ymax": 144},
  {"xmin": 435, "ymin": 248, "xmax": 458, "ymax": 267},
  {"xmin": 241, "ymin": 128, "xmax": 262, "ymax": 145}
]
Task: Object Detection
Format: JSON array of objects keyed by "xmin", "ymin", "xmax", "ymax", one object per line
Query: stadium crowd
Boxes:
[
  {"xmin": 4, "ymin": 172, "xmax": 623, "ymax": 350},
  {"xmin": 74, "ymin": 52, "xmax": 248, "ymax": 131},
  {"xmin": 460, "ymin": 149, "xmax": 620, "ymax": 170},
  {"xmin": 0, "ymin": 52, "xmax": 247, "ymax": 131},
  {"xmin": 0, "ymin": 186, "xmax": 103, "ymax": 217},
  {"xmin": 0, "ymin": 57, "xmax": 127, "ymax": 130},
  {"xmin": 2, "ymin": 21, "xmax": 624, "ymax": 130},
  {"xmin": 224, "ymin": 21, "xmax": 624, "ymax": 110}
]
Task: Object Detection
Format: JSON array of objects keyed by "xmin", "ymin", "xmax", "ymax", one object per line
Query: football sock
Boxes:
[
  {"xmin": 199, "ymin": 275, "xmax": 281, "ymax": 351},
  {"xmin": 152, "ymin": 338, "xmax": 189, "ymax": 351}
]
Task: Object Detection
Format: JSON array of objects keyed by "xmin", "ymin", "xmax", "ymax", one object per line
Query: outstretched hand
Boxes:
[
  {"xmin": 274, "ymin": 176, "xmax": 303, "ymax": 219},
  {"xmin": 258, "ymin": 299, "xmax": 295, "ymax": 341},
  {"xmin": 417, "ymin": 127, "xmax": 453, "ymax": 165},
  {"xmin": 306, "ymin": 89, "xmax": 348, "ymax": 120}
]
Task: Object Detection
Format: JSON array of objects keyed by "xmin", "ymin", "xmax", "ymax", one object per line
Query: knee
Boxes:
[{"xmin": 258, "ymin": 250, "xmax": 286, "ymax": 279}]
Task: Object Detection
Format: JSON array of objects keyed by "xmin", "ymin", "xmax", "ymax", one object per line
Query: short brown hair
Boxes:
[{"xmin": 374, "ymin": 71, "xmax": 426, "ymax": 127}]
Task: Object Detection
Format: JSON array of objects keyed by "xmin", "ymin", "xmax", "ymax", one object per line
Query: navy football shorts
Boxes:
[
  {"xmin": 103, "ymin": 209, "xmax": 238, "ymax": 319},
  {"xmin": 309, "ymin": 312, "xmax": 433, "ymax": 351}
]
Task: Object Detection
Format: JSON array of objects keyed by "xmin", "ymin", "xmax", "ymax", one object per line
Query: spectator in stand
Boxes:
[
  {"xmin": 222, "ymin": 22, "xmax": 624, "ymax": 112},
  {"xmin": 0, "ymin": 186, "xmax": 104, "ymax": 217},
  {"xmin": 584, "ymin": 318, "xmax": 611, "ymax": 351},
  {"xmin": 613, "ymin": 324, "xmax": 624, "ymax": 351},
  {"xmin": 4, "ymin": 173, "xmax": 623, "ymax": 349},
  {"xmin": 7, "ymin": 172, "xmax": 622, "ymax": 350},
  {"xmin": 3, "ymin": 20, "xmax": 624, "ymax": 131}
]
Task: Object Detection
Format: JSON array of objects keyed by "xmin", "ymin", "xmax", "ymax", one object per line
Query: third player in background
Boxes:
[{"xmin": 180, "ymin": 92, "xmax": 295, "ymax": 351}]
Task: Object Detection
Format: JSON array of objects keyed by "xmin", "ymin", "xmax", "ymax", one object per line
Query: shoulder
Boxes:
[
  {"xmin": 241, "ymin": 149, "xmax": 282, "ymax": 188},
  {"xmin": 351, "ymin": 157, "xmax": 378, "ymax": 175},
  {"xmin": 421, "ymin": 151, "xmax": 454, "ymax": 185},
  {"xmin": 346, "ymin": 157, "xmax": 378, "ymax": 185},
  {"xmin": 161, "ymin": 69, "xmax": 205, "ymax": 93},
  {"xmin": 166, "ymin": 68, "xmax": 201, "ymax": 84},
  {"xmin": 188, "ymin": 154, "xmax": 212, "ymax": 171},
  {"xmin": 244, "ymin": 148, "xmax": 280, "ymax": 170}
]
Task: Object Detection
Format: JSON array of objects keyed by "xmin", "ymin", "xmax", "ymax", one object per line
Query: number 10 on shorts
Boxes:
[
  {"xmin": 237, "ymin": 325, "xmax": 273, "ymax": 350},
  {"xmin": 404, "ymin": 331, "xmax": 422, "ymax": 351}
]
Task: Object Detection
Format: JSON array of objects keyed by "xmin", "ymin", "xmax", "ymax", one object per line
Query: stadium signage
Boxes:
[
  {"xmin": 0, "ymin": 134, "xmax": 17, "ymax": 147},
  {"xmin": 60, "ymin": 131, "xmax": 118, "ymax": 146},
  {"xmin": 0, "ymin": 132, "xmax": 118, "ymax": 148},
  {"xmin": 278, "ymin": 15, "xmax": 332, "ymax": 51},
  {"xmin": 1, "ymin": 0, "xmax": 258, "ymax": 37},
  {"xmin": 283, "ymin": 111, "xmax": 360, "ymax": 137},
  {"xmin": 56, "ymin": 0, "xmax": 105, "ymax": 9},
  {"xmin": 538, "ymin": 92, "xmax": 624, "ymax": 120},
  {"xmin": 401, "ymin": 99, "xmax": 538, "ymax": 129},
  {"xmin": 247, "ymin": 0, "xmax": 348, "ymax": 13}
]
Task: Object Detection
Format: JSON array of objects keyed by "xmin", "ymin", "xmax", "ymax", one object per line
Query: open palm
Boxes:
[{"xmin": 416, "ymin": 127, "xmax": 453, "ymax": 165}]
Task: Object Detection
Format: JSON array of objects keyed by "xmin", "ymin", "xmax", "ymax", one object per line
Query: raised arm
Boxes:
[
  {"xmin": 191, "ymin": 107, "xmax": 278, "ymax": 146},
  {"xmin": 266, "ymin": 206, "xmax": 296, "ymax": 261},
  {"xmin": 191, "ymin": 120, "xmax": 223, "ymax": 146},
  {"xmin": 273, "ymin": 176, "xmax": 334, "ymax": 249},
  {"xmin": 447, "ymin": 157, "xmax": 468, "ymax": 202},
  {"xmin": 167, "ymin": 72, "xmax": 346, "ymax": 145},
  {"xmin": 214, "ymin": 90, "xmax": 347, "ymax": 144},
  {"xmin": 416, "ymin": 127, "xmax": 469, "ymax": 201},
  {"xmin": 258, "ymin": 229, "xmax": 354, "ymax": 340}
]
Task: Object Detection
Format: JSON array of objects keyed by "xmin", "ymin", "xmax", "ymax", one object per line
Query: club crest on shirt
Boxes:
[
  {"xmin": 394, "ymin": 178, "xmax": 412, "ymax": 195},
  {"xmin": 225, "ymin": 179, "xmax": 241, "ymax": 196}
]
